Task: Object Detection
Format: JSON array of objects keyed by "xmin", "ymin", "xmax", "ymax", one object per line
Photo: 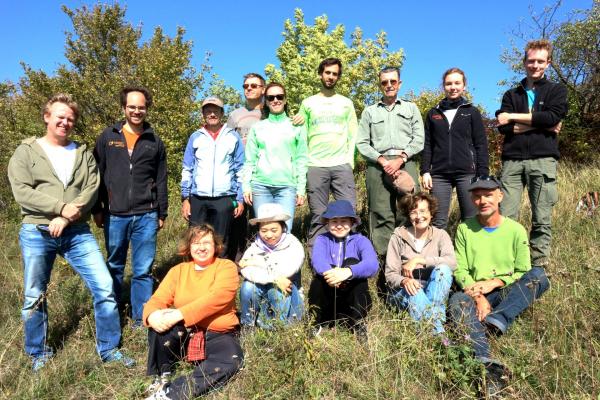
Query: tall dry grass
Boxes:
[{"xmin": 0, "ymin": 160, "xmax": 598, "ymax": 399}]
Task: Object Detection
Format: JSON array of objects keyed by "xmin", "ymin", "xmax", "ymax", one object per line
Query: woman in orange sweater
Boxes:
[{"xmin": 143, "ymin": 225, "xmax": 243, "ymax": 400}]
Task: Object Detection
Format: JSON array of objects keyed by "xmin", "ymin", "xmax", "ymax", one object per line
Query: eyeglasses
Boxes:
[
  {"xmin": 191, "ymin": 240, "xmax": 214, "ymax": 247},
  {"xmin": 266, "ymin": 94, "xmax": 285, "ymax": 102},
  {"xmin": 126, "ymin": 105, "xmax": 147, "ymax": 112},
  {"xmin": 470, "ymin": 175, "xmax": 501, "ymax": 184},
  {"xmin": 380, "ymin": 79, "xmax": 398, "ymax": 87},
  {"xmin": 409, "ymin": 209, "xmax": 430, "ymax": 218},
  {"xmin": 243, "ymin": 83, "xmax": 263, "ymax": 90}
]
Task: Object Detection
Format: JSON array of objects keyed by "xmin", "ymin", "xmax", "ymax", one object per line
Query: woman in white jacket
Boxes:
[{"xmin": 239, "ymin": 203, "xmax": 305, "ymax": 328}]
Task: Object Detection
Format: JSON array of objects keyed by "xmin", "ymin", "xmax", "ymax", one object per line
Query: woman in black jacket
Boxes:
[{"xmin": 420, "ymin": 68, "xmax": 489, "ymax": 229}]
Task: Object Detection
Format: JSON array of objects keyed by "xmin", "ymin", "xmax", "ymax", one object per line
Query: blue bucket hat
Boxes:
[{"xmin": 321, "ymin": 200, "xmax": 360, "ymax": 224}]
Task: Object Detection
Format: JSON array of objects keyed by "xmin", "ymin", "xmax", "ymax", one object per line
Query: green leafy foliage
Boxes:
[
  {"xmin": 0, "ymin": 3, "xmax": 210, "ymax": 180},
  {"xmin": 264, "ymin": 9, "xmax": 404, "ymax": 115},
  {"xmin": 500, "ymin": 0, "xmax": 599, "ymax": 160}
]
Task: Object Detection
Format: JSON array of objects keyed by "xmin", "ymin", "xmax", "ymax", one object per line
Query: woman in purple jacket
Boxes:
[{"xmin": 308, "ymin": 200, "xmax": 378, "ymax": 338}]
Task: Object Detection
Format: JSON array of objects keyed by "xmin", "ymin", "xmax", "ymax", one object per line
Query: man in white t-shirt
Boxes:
[{"xmin": 8, "ymin": 94, "xmax": 134, "ymax": 371}]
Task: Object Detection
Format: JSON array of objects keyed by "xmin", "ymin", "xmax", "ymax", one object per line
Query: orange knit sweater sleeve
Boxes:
[
  {"xmin": 179, "ymin": 259, "xmax": 239, "ymax": 327},
  {"xmin": 142, "ymin": 263, "xmax": 181, "ymax": 326}
]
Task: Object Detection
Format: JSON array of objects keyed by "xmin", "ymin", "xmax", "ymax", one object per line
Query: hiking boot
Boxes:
[{"xmin": 484, "ymin": 361, "xmax": 510, "ymax": 397}]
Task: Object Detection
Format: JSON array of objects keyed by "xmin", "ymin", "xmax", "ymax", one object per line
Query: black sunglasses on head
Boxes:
[{"xmin": 470, "ymin": 175, "xmax": 501, "ymax": 184}]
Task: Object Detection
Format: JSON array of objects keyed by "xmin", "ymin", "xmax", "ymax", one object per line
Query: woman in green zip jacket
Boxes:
[{"xmin": 242, "ymin": 82, "xmax": 308, "ymax": 231}]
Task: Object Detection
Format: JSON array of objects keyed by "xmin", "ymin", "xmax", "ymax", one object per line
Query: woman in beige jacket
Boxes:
[{"xmin": 385, "ymin": 193, "xmax": 456, "ymax": 334}]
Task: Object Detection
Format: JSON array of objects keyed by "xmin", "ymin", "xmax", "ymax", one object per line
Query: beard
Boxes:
[{"xmin": 321, "ymin": 79, "xmax": 337, "ymax": 90}]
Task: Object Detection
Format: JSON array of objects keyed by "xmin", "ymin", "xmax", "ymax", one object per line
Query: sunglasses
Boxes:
[
  {"xmin": 266, "ymin": 94, "xmax": 285, "ymax": 102},
  {"xmin": 380, "ymin": 79, "xmax": 398, "ymax": 87},
  {"xmin": 243, "ymin": 83, "xmax": 263, "ymax": 90},
  {"xmin": 470, "ymin": 175, "xmax": 501, "ymax": 184}
]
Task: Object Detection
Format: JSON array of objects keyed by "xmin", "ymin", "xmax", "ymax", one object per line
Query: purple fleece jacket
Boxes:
[{"xmin": 311, "ymin": 232, "xmax": 379, "ymax": 279}]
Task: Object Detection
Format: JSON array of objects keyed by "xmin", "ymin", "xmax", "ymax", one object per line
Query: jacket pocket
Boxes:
[{"xmin": 371, "ymin": 117, "xmax": 387, "ymax": 138}]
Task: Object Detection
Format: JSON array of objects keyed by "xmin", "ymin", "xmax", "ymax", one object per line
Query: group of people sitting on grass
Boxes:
[
  {"xmin": 8, "ymin": 37, "xmax": 565, "ymax": 399},
  {"xmin": 142, "ymin": 183, "xmax": 549, "ymax": 399}
]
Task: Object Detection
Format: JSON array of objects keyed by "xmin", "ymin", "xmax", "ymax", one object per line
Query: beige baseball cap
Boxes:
[{"xmin": 201, "ymin": 96, "xmax": 224, "ymax": 109}]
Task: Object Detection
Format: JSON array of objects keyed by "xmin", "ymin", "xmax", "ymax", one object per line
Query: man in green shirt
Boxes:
[
  {"xmin": 356, "ymin": 66, "xmax": 424, "ymax": 258},
  {"xmin": 299, "ymin": 58, "xmax": 358, "ymax": 246},
  {"xmin": 448, "ymin": 176, "xmax": 549, "ymax": 396}
]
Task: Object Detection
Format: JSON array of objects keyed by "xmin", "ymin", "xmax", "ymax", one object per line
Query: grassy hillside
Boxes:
[{"xmin": 0, "ymin": 161, "xmax": 598, "ymax": 399}]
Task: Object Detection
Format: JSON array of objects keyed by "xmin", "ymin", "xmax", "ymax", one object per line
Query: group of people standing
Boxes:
[{"xmin": 8, "ymin": 38, "xmax": 566, "ymax": 399}]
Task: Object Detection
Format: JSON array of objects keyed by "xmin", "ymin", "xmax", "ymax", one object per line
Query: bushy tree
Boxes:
[
  {"xmin": 500, "ymin": 0, "xmax": 599, "ymax": 160},
  {"xmin": 0, "ymin": 3, "xmax": 211, "ymax": 179},
  {"xmin": 264, "ymin": 9, "xmax": 404, "ymax": 115}
]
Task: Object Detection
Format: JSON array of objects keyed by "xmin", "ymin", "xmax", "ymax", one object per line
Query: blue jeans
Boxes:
[
  {"xmin": 104, "ymin": 211, "xmax": 157, "ymax": 323},
  {"xmin": 239, "ymin": 280, "xmax": 303, "ymax": 328},
  {"xmin": 19, "ymin": 224, "xmax": 121, "ymax": 359},
  {"xmin": 251, "ymin": 183, "xmax": 296, "ymax": 231},
  {"xmin": 448, "ymin": 267, "xmax": 549, "ymax": 360},
  {"xmin": 387, "ymin": 265, "xmax": 453, "ymax": 334}
]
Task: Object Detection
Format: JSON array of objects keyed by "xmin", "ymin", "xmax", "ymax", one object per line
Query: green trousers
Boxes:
[
  {"xmin": 366, "ymin": 158, "xmax": 420, "ymax": 256},
  {"xmin": 500, "ymin": 157, "xmax": 558, "ymax": 266}
]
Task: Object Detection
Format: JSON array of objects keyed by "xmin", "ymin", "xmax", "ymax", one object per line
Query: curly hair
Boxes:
[
  {"xmin": 399, "ymin": 192, "xmax": 438, "ymax": 219},
  {"xmin": 524, "ymin": 39, "xmax": 553, "ymax": 62},
  {"xmin": 119, "ymin": 85, "xmax": 153, "ymax": 108},
  {"xmin": 177, "ymin": 224, "xmax": 224, "ymax": 261}
]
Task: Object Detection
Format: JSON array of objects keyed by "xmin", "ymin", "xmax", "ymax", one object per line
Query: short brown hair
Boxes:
[
  {"xmin": 524, "ymin": 39, "xmax": 553, "ymax": 62},
  {"xmin": 243, "ymin": 72, "xmax": 265, "ymax": 86},
  {"xmin": 43, "ymin": 93, "xmax": 79, "ymax": 122},
  {"xmin": 442, "ymin": 67, "xmax": 467, "ymax": 86},
  {"xmin": 120, "ymin": 85, "xmax": 153, "ymax": 108},
  {"xmin": 318, "ymin": 57, "xmax": 343, "ymax": 76},
  {"xmin": 177, "ymin": 225, "xmax": 224, "ymax": 261},
  {"xmin": 399, "ymin": 192, "xmax": 438, "ymax": 219}
]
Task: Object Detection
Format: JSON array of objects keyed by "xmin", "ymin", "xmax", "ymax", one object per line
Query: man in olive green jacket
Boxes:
[
  {"xmin": 8, "ymin": 94, "xmax": 133, "ymax": 371},
  {"xmin": 356, "ymin": 66, "xmax": 424, "ymax": 257}
]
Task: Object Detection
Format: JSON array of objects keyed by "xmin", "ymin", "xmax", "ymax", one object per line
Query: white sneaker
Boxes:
[
  {"xmin": 144, "ymin": 386, "xmax": 171, "ymax": 400},
  {"xmin": 145, "ymin": 373, "xmax": 171, "ymax": 396}
]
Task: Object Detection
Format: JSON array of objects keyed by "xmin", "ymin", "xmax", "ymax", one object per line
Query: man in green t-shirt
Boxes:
[
  {"xmin": 298, "ymin": 58, "xmax": 358, "ymax": 246},
  {"xmin": 448, "ymin": 176, "xmax": 549, "ymax": 396}
]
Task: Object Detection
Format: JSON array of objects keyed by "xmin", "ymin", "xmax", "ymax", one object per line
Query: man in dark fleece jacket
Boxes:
[
  {"xmin": 495, "ymin": 39, "xmax": 567, "ymax": 268},
  {"xmin": 93, "ymin": 86, "xmax": 168, "ymax": 327}
]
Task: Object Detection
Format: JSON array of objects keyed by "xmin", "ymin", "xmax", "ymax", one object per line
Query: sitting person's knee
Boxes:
[{"xmin": 528, "ymin": 266, "xmax": 550, "ymax": 294}]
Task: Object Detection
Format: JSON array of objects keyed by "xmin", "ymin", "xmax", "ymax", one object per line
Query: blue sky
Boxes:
[{"xmin": 0, "ymin": 0, "xmax": 591, "ymax": 114}]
